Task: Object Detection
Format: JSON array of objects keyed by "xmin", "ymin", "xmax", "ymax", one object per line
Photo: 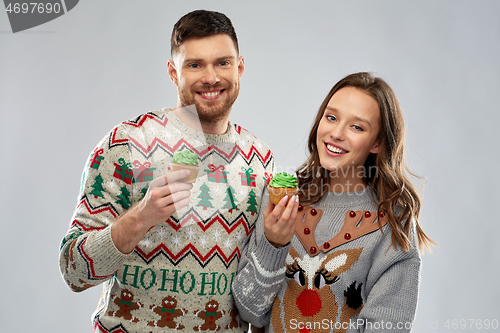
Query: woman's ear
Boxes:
[{"xmin": 370, "ymin": 142, "xmax": 379, "ymax": 154}]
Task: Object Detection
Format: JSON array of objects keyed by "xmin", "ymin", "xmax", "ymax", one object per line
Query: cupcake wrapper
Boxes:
[
  {"xmin": 170, "ymin": 163, "xmax": 200, "ymax": 183},
  {"xmin": 268, "ymin": 186, "xmax": 297, "ymax": 205}
]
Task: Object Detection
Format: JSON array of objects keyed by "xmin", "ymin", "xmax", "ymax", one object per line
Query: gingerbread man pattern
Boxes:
[
  {"xmin": 226, "ymin": 303, "xmax": 242, "ymax": 330},
  {"xmin": 108, "ymin": 289, "xmax": 142, "ymax": 323},
  {"xmin": 193, "ymin": 300, "xmax": 225, "ymax": 331}
]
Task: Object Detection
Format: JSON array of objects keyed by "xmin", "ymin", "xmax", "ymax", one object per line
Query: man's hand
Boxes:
[
  {"xmin": 111, "ymin": 170, "xmax": 193, "ymax": 254},
  {"xmin": 263, "ymin": 195, "xmax": 299, "ymax": 248}
]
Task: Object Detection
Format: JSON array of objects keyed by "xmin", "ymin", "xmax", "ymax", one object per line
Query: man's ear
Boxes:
[
  {"xmin": 237, "ymin": 56, "xmax": 245, "ymax": 79},
  {"xmin": 167, "ymin": 60, "xmax": 178, "ymax": 86}
]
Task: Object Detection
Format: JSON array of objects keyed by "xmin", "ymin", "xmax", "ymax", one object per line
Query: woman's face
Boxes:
[{"xmin": 316, "ymin": 87, "xmax": 381, "ymax": 187}]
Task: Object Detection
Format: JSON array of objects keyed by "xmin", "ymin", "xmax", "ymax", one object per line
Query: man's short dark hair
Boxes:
[{"xmin": 171, "ymin": 10, "xmax": 239, "ymax": 56}]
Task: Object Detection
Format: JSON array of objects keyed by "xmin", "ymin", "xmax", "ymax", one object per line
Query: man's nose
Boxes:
[{"xmin": 201, "ymin": 66, "xmax": 220, "ymax": 85}]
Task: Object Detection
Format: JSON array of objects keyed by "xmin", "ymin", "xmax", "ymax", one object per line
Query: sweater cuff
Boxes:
[
  {"xmin": 252, "ymin": 236, "xmax": 291, "ymax": 273},
  {"xmin": 85, "ymin": 225, "xmax": 129, "ymax": 276}
]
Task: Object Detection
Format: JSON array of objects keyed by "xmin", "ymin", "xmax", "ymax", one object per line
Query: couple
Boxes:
[{"xmin": 59, "ymin": 10, "xmax": 433, "ymax": 333}]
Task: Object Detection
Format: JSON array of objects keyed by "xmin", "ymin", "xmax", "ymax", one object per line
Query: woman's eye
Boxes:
[
  {"xmin": 327, "ymin": 115, "xmax": 337, "ymax": 121},
  {"xmin": 352, "ymin": 125, "xmax": 364, "ymax": 131}
]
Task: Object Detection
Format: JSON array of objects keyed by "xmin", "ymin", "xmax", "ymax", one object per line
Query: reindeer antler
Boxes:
[
  {"xmin": 294, "ymin": 207, "xmax": 387, "ymax": 256},
  {"xmin": 320, "ymin": 210, "xmax": 387, "ymax": 252},
  {"xmin": 294, "ymin": 206, "xmax": 323, "ymax": 256}
]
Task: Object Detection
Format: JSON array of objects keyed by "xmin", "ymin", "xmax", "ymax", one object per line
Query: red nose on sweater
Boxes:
[{"xmin": 296, "ymin": 289, "xmax": 322, "ymax": 316}]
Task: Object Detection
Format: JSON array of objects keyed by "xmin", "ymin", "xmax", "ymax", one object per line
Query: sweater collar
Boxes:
[
  {"xmin": 166, "ymin": 108, "xmax": 236, "ymax": 144},
  {"xmin": 316, "ymin": 186, "xmax": 376, "ymax": 207}
]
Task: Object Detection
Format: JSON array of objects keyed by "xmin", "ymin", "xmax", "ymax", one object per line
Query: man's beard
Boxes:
[{"xmin": 178, "ymin": 83, "xmax": 239, "ymax": 124}]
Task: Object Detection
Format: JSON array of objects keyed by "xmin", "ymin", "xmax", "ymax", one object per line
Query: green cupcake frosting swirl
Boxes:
[
  {"xmin": 269, "ymin": 172, "xmax": 297, "ymax": 188},
  {"xmin": 172, "ymin": 150, "xmax": 198, "ymax": 166}
]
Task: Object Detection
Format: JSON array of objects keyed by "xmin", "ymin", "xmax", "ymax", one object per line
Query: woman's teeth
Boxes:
[{"xmin": 326, "ymin": 144, "xmax": 346, "ymax": 154}]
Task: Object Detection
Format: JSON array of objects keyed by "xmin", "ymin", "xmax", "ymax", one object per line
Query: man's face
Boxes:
[{"xmin": 168, "ymin": 34, "xmax": 244, "ymax": 124}]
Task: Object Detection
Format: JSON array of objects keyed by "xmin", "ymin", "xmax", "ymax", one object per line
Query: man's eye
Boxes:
[
  {"xmin": 219, "ymin": 61, "xmax": 229, "ymax": 66},
  {"xmin": 189, "ymin": 64, "xmax": 200, "ymax": 68}
]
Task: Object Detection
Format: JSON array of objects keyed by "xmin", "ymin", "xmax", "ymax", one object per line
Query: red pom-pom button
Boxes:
[
  {"xmin": 310, "ymin": 208, "xmax": 317, "ymax": 216},
  {"xmin": 379, "ymin": 211, "xmax": 386, "ymax": 217},
  {"xmin": 310, "ymin": 246, "xmax": 317, "ymax": 254},
  {"xmin": 364, "ymin": 211, "xmax": 371, "ymax": 218},
  {"xmin": 298, "ymin": 205, "xmax": 303, "ymax": 211},
  {"xmin": 323, "ymin": 242, "xmax": 330, "ymax": 249},
  {"xmin": 304, "ymin": 228, "xmax": 310, "ymax": 235},
  {"xmin": 344, "ymin": 233, "xmax": 351, "ymax": 240},
  {"xmin": 349, "ymin": 211, "xmax": 356, "ymax": 218}
]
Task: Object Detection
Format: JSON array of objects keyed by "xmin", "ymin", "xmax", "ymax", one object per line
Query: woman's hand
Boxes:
[{"xmin": 263, "ymin": 195, "xmax": 299, "ymax": 247}]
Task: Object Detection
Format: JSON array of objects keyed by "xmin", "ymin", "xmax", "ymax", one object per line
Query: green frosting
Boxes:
[
  {"xmin": 172, "ymin": 150, "xmax": 198, "ymax": 166},
  {"xmin": 269, "ymin": 172, "xmax": 297, "ymax": 188}
]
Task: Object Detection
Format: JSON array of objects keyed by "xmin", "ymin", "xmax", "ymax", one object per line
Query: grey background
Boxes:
[{"xmin": 1, "ymin": 0, "xmax": 499, "ymax": 332}]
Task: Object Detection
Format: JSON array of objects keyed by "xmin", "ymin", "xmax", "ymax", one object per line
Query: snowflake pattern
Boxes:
[
  {"xmin": 212, "ymin": 229, "xmax": 222, "ymax": 242},
  {"xmin": 145, "ymin": 123, "xmax": 159, "ymax": 135},
  {"xmin": 171, "ymin": 235, "xmax": 182, "ymax": 247},
  {"xmin": 156, "ymin": 226, "xmax": 169, "ymax": 241},
  {"xmin": 135, "ymin": 130, "xmax": 146, "ymax": 144},
  {"xmin": 107, "ymin": 179, "xmax": 119, "ymax": 192},
  {"xmin": 213, "ymin": 184, "xmax": 223, "ymax": 194},
  {"xmin": 235, "ymin": 230, "xmax": 244, "ymax": 244},
  {"xmin": 185, "ymin": 227, "xmax": 196, "ymax": 240},
  {"xmin": 121, "ymin": 125, "xmax": 132, "ymax": 136},
  {"xmin": 142, "ymin": 236, "xmax": 153, "ymax": 247},
  {"xmin": 223, "ymin": 238, "xmax": 233, "ymax": 250},
  {"xmin": 241, "ymin": 282, "xmax": 254, "ymax": 297},
  {"xmin": 256, "ymin": 293, "xmax": 276, "ymax": 312},
  {"xmin": 102, "ymin": 216, "xmax": 111, "ymax": 226},
  {"xmin": 199, "ymin": 235, "xmax": 209, "ymax": 249},
  {"xmin": 238, "ymin": 188, "xmax": 248, "ymax": 198}
]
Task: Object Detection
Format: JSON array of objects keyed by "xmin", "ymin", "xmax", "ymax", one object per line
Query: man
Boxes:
[{"xmin": 59, "ymin": 10, "xmax": 274, "ymax": 332}]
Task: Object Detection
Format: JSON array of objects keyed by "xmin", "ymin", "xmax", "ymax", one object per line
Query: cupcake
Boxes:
[
  {"xmin": 170, "ymin": 149, "xmax": 200, "ymax": 183},
  {"xmin": 268, "ymin": 172, "xmax": 298, "ymax": 204}
]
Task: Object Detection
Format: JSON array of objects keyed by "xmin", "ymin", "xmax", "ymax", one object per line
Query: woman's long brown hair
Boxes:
[{"xmin": 297, "ymin": 72, "xmax": 435, "ymax": 252}]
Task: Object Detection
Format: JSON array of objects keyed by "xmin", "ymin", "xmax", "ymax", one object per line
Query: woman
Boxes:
[{"xmin": 233, "ymin": 72, "xmax": 434, "ymax": 333}]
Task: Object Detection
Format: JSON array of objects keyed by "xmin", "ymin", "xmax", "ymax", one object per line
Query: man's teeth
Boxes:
[
  {"xmin": 201, "ymin": 91, "xmax": 221, "ymax": 97},
  {"xmin": 326, "ymin": 144, "xmax": 346, "ymax": 154}
]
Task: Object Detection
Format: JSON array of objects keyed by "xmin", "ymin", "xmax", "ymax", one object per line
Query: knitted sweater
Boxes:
[
  {"xmin": 232, "ymin": 187, "xmax": 421, "ymax": 333},
  {"xmin": 59, "ymin": 108, "xmax": 275, "ymax": 332}
]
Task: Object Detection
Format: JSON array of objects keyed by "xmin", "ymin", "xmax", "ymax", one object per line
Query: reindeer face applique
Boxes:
[
  {"xmin": 271, "ymin": 247, "xmax": 363, "ymax": 333},
  {"xmin": 270, "ymin": 207, "xmax": 386, "ymax": 332}
]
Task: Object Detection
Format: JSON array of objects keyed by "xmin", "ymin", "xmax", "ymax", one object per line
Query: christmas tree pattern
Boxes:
[
  {"xmin": 223, "ymin": 186, "xmax": 239, "ymax": 213},
  {"xmin": 197, "ymin": 183, "xmax": 214, "ymax": 210},
  {"xmin": 139, "ymin": 185, "xmax": 148, "ymax": 201},
  {"xmin": 90, "ymin": 174, "xmax": 105, "ymax": 199},
  {"xmin": 246, "ymin": 189, "xmax": 258, "ymax": 215},
  {"xmin": 115, "ymin": 186, "xmax": 131, "ymax": 209}
]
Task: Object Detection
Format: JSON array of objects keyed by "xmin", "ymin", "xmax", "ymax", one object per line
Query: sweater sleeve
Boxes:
[
  {"xmin": 350, "ymin": 223, "xmax": 422, "ymax": 333},
  {"xmin": 58, "ymin": 125, "xmax": 133, "ymax": 292},
  {"xmin": 232, "ymin": 188, "xmax": 291, "ymax": 328}
]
